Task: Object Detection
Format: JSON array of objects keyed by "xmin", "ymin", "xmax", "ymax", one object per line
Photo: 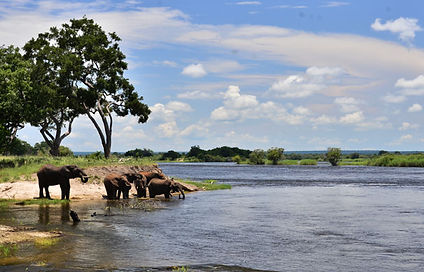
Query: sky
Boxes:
[{"xmin": 2, "ymin": 0, "xmax": 424, "ymax": 152}]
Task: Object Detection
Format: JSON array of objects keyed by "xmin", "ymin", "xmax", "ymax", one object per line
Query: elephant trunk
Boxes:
[{"xmin": 178, "ymin": 187, "xmax": 185, "ymax": 199}]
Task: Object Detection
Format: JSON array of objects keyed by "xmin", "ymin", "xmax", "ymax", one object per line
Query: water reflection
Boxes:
[{"xmin": 37, "ymin": 202, "xmax": 71, "ymax": 225}]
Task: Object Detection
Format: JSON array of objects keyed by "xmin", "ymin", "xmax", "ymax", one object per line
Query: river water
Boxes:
[{"xmin": 2, "ymin": 163, "xmax": 424, "ymax": 271}]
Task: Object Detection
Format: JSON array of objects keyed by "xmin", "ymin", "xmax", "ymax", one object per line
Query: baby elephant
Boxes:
[
  {"xmin": 37, "ymin": 164, "xmax": 89, "ymax": 200},
  {"xmin": 148, "ymin": 178, "xmax": 185, "ymax": 199},
  {"xmin": 103, "ymin": 172, "xmax": 144, "ymax": 200}
]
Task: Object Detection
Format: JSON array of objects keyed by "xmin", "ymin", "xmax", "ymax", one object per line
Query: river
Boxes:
[{"xmin": 1, "ymin": 163, "xmax": 424, "ymax": 271}]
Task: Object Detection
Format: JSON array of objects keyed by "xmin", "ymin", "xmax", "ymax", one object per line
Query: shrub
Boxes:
[
  {"xmin": 267, "ymin": 147, "xmax": 284, "ymax": 165},
  {"xmin": 249, "ymin": 149, "xmax": 266, "ymax": 165},
  {"xmin": 326, "ymin": 147, "xmax": 341, "ymax": 166}
]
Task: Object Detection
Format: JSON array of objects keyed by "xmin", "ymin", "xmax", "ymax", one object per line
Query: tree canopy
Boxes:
[
  {"xmin": 267, "ymin": 147, "xmax": 284, "ymax": 165},
  {"xmin": 0, "ymin": 45, "xmax": 32, "ymax": 152},
  {"xmin": 23, "ymin": 17, "xmax": 150, "ymax": 158},
  {"xmin": 326, "ymin": 147, "xmax": 342, "ymax": 166}
]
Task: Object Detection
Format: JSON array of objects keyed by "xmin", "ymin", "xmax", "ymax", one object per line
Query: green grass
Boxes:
[
  {"xmin": 299, "ymin": 159, "xmax": 317, "ymax": 165},
  {"xmin": 280, "ymin": 160, "xmax": 299, "ymax": 165},
  {"xmin": 177, "ymin": 179, "xmax": 232, "ymax": 190},
  {"xmin": 0, "ymin": 155, "xmax": 155, "ymax": 183},
  {"xmin": 34, "ymin": 237, "xmax": 60, "ymax": 248},
  {"xmin": 0, "ymin": 198, "xmax": 69, "ymax": 206},
  {"xmin": 0, "ymin": 244, "xmax": 18, "ymax": 257},
  {"xmin": 340, "ymin": 158, "xmax": 369, "ymax": 166},
  {"xmin": 172, "ymin": 266, "xmax": 189, "ymax": 272}
]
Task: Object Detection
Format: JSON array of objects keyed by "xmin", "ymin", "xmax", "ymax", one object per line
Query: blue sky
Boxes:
[{"xmin": 2, "ymin": 0, "xmax": 424, "ymax": 152}]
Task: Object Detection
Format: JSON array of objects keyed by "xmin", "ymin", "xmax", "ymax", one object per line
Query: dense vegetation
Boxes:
[{"xmin": 1, "ymin": 17, "xmax": 150, "ymax": 158}]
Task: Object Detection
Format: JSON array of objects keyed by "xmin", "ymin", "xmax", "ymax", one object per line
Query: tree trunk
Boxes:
[
  {"xmin": 85, "ymin": 102, "xmax": 113, "ymax": 159},
  {"xmin": 40, "ymin": 116, "xmax": 74, "ymax": 157}
]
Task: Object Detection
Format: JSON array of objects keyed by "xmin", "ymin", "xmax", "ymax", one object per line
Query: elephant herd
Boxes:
[
  {"xmin": 36, "ymin": 164, "xmax": 185, "ymax": 200},
  {"xmin": 103, "ymin": 169, "xmax": 185, "ymax": 200}
]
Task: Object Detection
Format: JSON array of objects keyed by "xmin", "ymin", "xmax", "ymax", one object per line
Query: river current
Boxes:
[{"xmin": 2, "ymin": 163, "xmax": 424, "ymax": 271}]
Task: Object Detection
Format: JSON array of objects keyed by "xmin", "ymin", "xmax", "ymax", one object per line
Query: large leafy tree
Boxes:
[
  {"xmin": 0, "ymin": 45, "xmax": 32, "ymax": 152},
  {"xmin": 267, "ymin": 147, "xmax": 284, "ymax": 165},
  {"xmin": 24, "ymin": 30, "xmax": 84, "ymax": 156},
  {"xmin": 24, "ymin": 17, "xmax": 150, "ymax": 158},
  {"xmin": 326, "ymin": 147, "xmax": 341, "ymax": 166}
]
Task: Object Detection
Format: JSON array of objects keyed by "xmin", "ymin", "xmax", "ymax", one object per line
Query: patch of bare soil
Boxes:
[
  {"xmin": 0, "ymin": 164, "xmax": 198, "ymax": 200},
  {"xmin": 0, "ymin": 225, "xmax": 62, "ymax": 244}
]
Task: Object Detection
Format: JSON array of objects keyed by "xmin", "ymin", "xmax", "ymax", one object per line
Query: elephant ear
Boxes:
[{"xmin": 60, "ymin": 166, "xmax": 73, "ymax": 178}]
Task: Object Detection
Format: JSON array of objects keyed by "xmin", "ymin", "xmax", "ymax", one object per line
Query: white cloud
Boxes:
[
  {"xmin": 305, "ymin": 66, "xmax": 343, "ymax": 77},
  {"xmin": 340, "ymin": 111, "xmax": 364, "ymax": 124},
  {"xmin": 334, "ymin": 97, "xmax": 361, "ymax": 113},
  {"xmin": 181, "ymin": 63, "xmax": 207, "ymax": 78},
  {"xmin": 149, "ymin": 101, "xmax": 193, "ymax": 122},
  {"xmin": 269, "ymin": 75, "xmax": 324, "ymax": 98},
  {"xmin": 223, "ymin": 85, "xmax": 258, "ymax": 109},
  {"xmin": 408, "ymin": 103, "xmax": 423, "ymax": 112},
  {"xmin": 322, "ymin": 2, "xmax": 350, "ymax": 8},
  {"xmin": 371, "ymin": 17, "xmax": 422, "ymax": 44},
  {"xmin": 399, "ymin": 122, "xmax": 419, "ymax": 131},
  {"xmin": 293, "ymin": 106, "xmax": 310, "ymax": 115},
  {"xmin": 382, "ymin": 94, "xmax": 406, "ymax": 103},
  {"xmin": 311, "ymin": 115, "xmax": 338, "ymax": 125},
  {"xmin": 395, "ymin": 75, "xmax": 424, "ymax": 88},
  {"xmin": 155, "ymin": 121, "xmax": 179, "ymax": 137},
  {"xmin": 400, "ymin": 134, "xmax": 413, "ymax": 141},
  {"xmin": 236, "ymin": 1, "xmax": 261, "ymax": 5}
]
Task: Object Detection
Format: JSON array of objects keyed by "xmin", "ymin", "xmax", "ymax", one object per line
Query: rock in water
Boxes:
[{"xmin": 70, "ymin": 210, "xmax": 80, "ymax": 222}]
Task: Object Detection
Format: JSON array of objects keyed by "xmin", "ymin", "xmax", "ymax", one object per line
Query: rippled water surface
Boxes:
[{"xmin": 2, "ymin": 163, "xmax": 424, "ymax": 271}]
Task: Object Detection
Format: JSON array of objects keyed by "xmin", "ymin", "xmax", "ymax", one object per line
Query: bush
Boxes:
[
  {"xmin": 326, "ymin": 147, "xmax": 341, "ymax": 166},
  {"xmin": 249, "ymin": 149, "xmax": 266, "ymax": 165},
  {"xmin": 267, "ymin": 147, "xmax": 284, "ymax": 165}
]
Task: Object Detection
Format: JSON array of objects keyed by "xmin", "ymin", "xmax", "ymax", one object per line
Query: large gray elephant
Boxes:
[
  {"xmin": 135, "ymin": 171, "xmax": 166, "ymax": 197},
  {"xmin": 148, "ymin": 178, "xmax": 185, "ymax": 199},
  {"xmin": 103, "ymin": 172, "xmax": 145, "ymax": 200},
  {"xmin": 37, "ymin": 164, "xmax": 89, "ymax": 200}
]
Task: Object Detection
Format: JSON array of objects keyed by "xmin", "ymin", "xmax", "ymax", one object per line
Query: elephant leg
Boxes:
[
  {"xmin": 45, "ymin": 186, "xmax": 51, "ymax": 199},
  {"xmin": 60, "ymin": 181, "xmax": 70, "ymax": 200},
  {"xmin": 39, "ymin": 184, "xmax": 44, "ymax": 198},
  {"xmin": 117, "ymin": 189, "xmax": 121, "ymax": 200}
]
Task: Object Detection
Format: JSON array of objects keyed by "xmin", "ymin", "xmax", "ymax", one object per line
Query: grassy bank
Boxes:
[
  {"xmin": 0, "ymin": 198, "xmax": 69, "ymax": 207},
  {"xmin": 367, "ymin": 154, "xmax": 424, "ymax": 167},
  {"xmin": 0, "ymin": 155, "xmax": 154, "ymax": 183},
  {"xmin": 177, "ymin": 179, "xmax": 232, "ymax": 190}
]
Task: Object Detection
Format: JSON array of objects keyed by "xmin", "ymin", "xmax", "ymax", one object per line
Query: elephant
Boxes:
[
  {"xmin": 103, "ymin": 172, "xmax": 145, "ymax": 200},
  {"xmin": 37, "ymin": 164, "xmax": 89, "ymax": 200},
  {"xmin": 147, "ymin": 178, "xmax": 185, "ymax": 199},
  {"xmin": 135, "ymin": 171, "xmax": 166, "ymax": 197}
]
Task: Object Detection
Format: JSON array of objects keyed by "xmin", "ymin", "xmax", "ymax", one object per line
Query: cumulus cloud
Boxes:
[
  {"xmin": 340, "ymin": 111, "xmax": 364, "ymax": 124},
  {"xmin": 408, "ymin": 103, "xmax": 423, "ymax": 112},
  {"xmin": 149, "ymin": 101, "xmax": 193, "ymax": 122},
  {"xmin": 211, "ymin": 85, "xmax": 308, "ymax": 124},
  {"xmin": 269, "ymin": 66, "xmax": 344, "ymax": 98},
  {"xmin": 334, "ymin": 97, "xmax": 361, "ymax": 113},
  {"xmin": 181, "ymin": 63, "xmax": 207, "ymax": 78},
  {"xmin": 371, "ymin": 17, "xmax": 422, "ymax": 44}
]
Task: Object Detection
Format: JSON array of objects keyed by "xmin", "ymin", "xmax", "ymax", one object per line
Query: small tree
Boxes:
[
  {"xmin": 249, "ymin": 149, "xmax": 266, "ymax": 165},
  {"xmin": 267, "ymin": 147, "xmax": 284, "ymax": 165},
  {"xmin": 232, "ymin": 155, "xmax": 242, "ymax": 164},
  {"xmin": 326, "ymin": 147, "xmax": 341, "ymax": 166},
  {"xmin": 124, "ymin": 148, "xmax": 154, "ymax": 158}
]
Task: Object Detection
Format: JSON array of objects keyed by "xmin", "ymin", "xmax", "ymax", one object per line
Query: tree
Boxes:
[
  {"xmin": 60, "ymin": 18, "xmax": 150, "ymax": 158},
  {"xmin": 161, "ymin": 150, "xmax": 181, "ymax": 161},
  {"xmin": 3, "ymin": 138, "xmax": 36, "ymax": 156},
  {"xmin": 326, "ymin": 147, "xmax": 341, "ymax": 166},
  {"xmin": 124, "ymin": 148, "xmax": 154, "ymax": 158},
  {"xmin": 0, "ymin": 46, "xmax": 32, "ymax": 152},
  {"xmin": 24, "ymin": 27, "xmax": 85, "ymax": 156},
  {"xmin": 249, "ymin": 149, "xmax": 266, "ymax": 165},
  {"xmin": 267, "ymin": 147, "xmax": 284, "ymax": 165},
  {"xmin": 186, "ymin": 145, "xmax": 206, "ymax": 159}
]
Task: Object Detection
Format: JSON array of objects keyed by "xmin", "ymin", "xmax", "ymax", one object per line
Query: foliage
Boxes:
[
  {"xmin": 44, "ymin": 18, "xmax": 150, "ymax": 158},
  {"xmin": 280, "ymin": 160, "xmax": 299, "ymax": 165},
  {"xmin": 326, "ymin": 147, "xmax": 341, "ymax": 166},
  {"xmin": 368, "ymin": 154, "xmax": 424, "ymax": 167},
  {"xmin": 267, "ymin": 147, "xmax": 284, "ymax": 165},
  {"xmin": 232, "ymin": 155, "xmax": 242, "ymax": 164},
  {"xmin": 186, "ymin": 145, "xmax": 206, "ymax": 159},
  {"xmin": 0, "ymin": 45, "xmax": 32, "ymax": 152},
  {"xmin": 0, "ymin": 243, "xmax": 18, "ymax": 257},
  {"xmin": 34, "ymin": 237, "xmax": 60, "ymax": 248},
  {"xmin": 3, "ymin": 138, "xmax": 36, "ymax": 156},
  {"xmin": 208, "ymin": 146, "xmax": 251, "ymax": 158},
  {"xmin": 124, "ymin": 148, "xmax": 154, "ymax": 158},
  {"xmin": 160, "ymin": 150, "xmax": 181, "ymax": 161},
  {"xmin": 249, "ymin": 149, "xmax": 266, "ymax": 165}
]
